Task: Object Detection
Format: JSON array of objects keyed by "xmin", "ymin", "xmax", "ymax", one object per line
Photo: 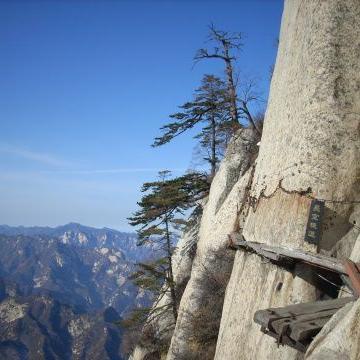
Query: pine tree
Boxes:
[
  {"xmin": 126, "ymin": 171, "xmax": 209, "ymax": 327},
  {"xmin": 153, "ymin": 75, "xmax": 232, "ymax": 177}
]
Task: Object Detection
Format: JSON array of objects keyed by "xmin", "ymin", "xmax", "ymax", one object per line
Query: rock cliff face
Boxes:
[
  {"xmin": 166, "ymin": 129, "xmax": 259, "ymax": 359},
  {"xmin": 215, "ymin": 1, "xmax": 359, "ymax": 358},
  {"xmin": 130, "ymin": 128, "xmax": 259, "ymax": 360},
  {"xmin": 160, "ymin": 0, "xmax": 360, "ymax": 359}
]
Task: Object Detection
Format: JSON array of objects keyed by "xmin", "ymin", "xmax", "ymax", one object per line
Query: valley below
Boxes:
[{"xmin": 0, "ymin": 223, "xmax": 151, "ymax": 360}]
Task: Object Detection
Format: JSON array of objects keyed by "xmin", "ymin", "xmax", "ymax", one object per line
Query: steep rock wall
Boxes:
[
  {"xmin": 215, "ymin": 1, "xmax": 360, "ymax": 359},
  {"xmin": 166, "ymin": 129, "xmax": 259, "ymax": 359}
]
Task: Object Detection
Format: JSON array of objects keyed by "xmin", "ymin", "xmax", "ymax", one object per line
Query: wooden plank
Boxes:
[
  {"xmin": 234, "ymin": 240, "xmax": 283, "ymax": 262},
  {"xmin": 343, "ymin": 260, "xmax": 360, "ymax": 297},
  {"xmin": 271, "ymin": 309, "xmax": 339, "ymax": 342},
  {"xmin": 289, "ymin": 314, "xmax": 333, "ymax": 342},
  {"xmin": 270, "ymin": 296, "xmax": 354, "ymax": 316},
  {"xmin": 254, "ymin": 296, "xmax": 354, "ymax": 328},
  {"xmin": 228, "ymin": 232, "xmax": 346, "ymax": 275},
  {"xmin": 254, "ymin": 296, "xmax": 355, "ymax": 352}
]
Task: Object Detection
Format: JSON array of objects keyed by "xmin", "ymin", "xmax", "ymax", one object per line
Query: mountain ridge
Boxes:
[{"xmin": 0, "ymin": 223, "xmax": 152, "ymax": 263}]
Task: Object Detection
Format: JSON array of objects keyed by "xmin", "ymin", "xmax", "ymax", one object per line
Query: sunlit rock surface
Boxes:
[
  {"xmin": 215, "ymin": 1, "xmax": 360, "ymax": 359},
  {"xmin": 166, "ymin": 128, "xmax": 259, "ymax": 359}
]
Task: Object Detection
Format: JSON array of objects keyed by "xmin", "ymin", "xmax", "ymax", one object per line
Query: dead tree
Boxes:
[
  {"xmin": 195, "ymin": 24, "xmax": 262, "ymax": 136},
  {"xmin": 238, "ymin": 78, "xmax": 263, "ymax": 135},
  {"xmin": 195, "ymin": 24, "xmax": 242, "ymax": 129}
]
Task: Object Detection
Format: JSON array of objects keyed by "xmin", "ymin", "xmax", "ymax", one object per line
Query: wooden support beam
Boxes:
[
  {"xmin": 343, "ymin": 259, "xmax": 360, "ymax": 297},
  {"xmin": 289, "ymin": 312, "xmax": 335, "ymax": 342},
  {"xmin": 228, "ymin": 232, "xmax": 346, "ymax": 275},
  {"xmin": 260, "ymin": 327, "xmax": 307, "ymax": 353}
]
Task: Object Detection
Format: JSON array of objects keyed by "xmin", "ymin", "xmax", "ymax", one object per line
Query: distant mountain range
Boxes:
[
  {"xmin": 0, "ymin": 223, "xmax": 150, "ymax": 262},
  {"xmin": 0, "ymin": 223, "xmax": 154, "ymax": 359}
]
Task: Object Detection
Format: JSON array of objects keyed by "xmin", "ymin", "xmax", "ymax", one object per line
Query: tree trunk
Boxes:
[
  {"xmin": 223, "ymin": 46, "xmax": 239, "ymax": 126},
  {"xmin": 210, "ymin": 113, "xmax": 217, "ymax": 178},
  {"xmin": 165, "ymin": 215, "xmax": 178, "ymax": 321}
]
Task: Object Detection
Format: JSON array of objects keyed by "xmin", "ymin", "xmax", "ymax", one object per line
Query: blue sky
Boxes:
[{"xmin": 0, "ymin": 0, "xmax": 283, "ymax": 231}]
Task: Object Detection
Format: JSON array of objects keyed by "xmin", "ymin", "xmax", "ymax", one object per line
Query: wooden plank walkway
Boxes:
[
  {"xmin": 228, "ymin": 232, "xmax": 360, "ymax": 352},
  {"xmin": 228, "ymin": 232, "xmax": 346, "ymax": 275},
  {"xmin": 254, "ymin": 296, "xmax": 356, "ymax": 352}
]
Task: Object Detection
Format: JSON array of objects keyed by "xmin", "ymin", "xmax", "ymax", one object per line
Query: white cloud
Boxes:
[
  {"xmin": 40, "ymin": 168, "xmax": 186, "ymax": 174},
  {"xmin": 0, "ymin": 142, "xmax": 187, "ymax": 174},
  {"xmin": 0, "ymin": 143, "xmax": 72, "ymax": 167}
]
